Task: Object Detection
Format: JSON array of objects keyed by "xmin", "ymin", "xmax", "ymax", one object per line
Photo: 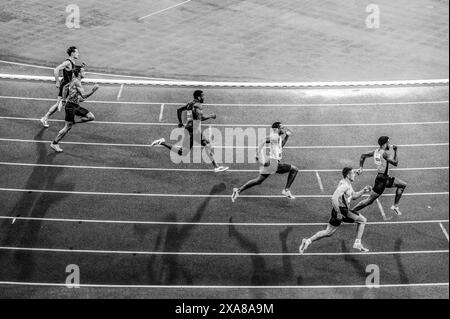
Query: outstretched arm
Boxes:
[
  {"xmin": 352, "ymin": 186, "xmax": 372, "ymax": 200},
  {"xmin": 76, "ymin": 82, "xmax": 99, "ymax": 100},
  {"xmin": 281, "ymin": 129, "xmax": 292, "ymax": 147}
]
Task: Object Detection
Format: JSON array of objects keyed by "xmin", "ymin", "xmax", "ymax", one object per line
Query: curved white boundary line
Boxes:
[
  {"xmin": 0, "ymin": 246, "xmax": 447, "ymax": 256},
  {"xmin": 0, "ymin": 60, "xmax": 177, "ymax": 81},
  {"xmin": 0, "ymin": 73, "xmax": 448, "ymax": 88},
  {"xmin": 0, "ymin": 281, "xmax": 447, "ymax": 289}
]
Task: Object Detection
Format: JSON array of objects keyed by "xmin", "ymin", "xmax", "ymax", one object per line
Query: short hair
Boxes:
[
  {"xmin": 378, "ymin": 136, "xmax": 389, "ymax": 147},
  {"xmin": 193, "ymin": 90, "xmax": 203, "ymax": 100},
  {"xmin": 342, "ymin": 167, "xmax": 353, "ymax": 178},
  {"xmin": 272, "ymin": 122, "xmax": 282, "ymax": 129},
  {"xmin": 67, "ymin": 46, "xmax": 77, "ymax": 56}
]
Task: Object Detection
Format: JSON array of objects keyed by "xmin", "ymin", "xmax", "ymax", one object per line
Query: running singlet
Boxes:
[
  {"xmin": 335, "ymin": 179, "xmax": 354, "ymax": 208},
  {"xmin": 66, "ymin": 79, "xmax": 82, "ymax": 105},
  {"xmin": 62, "ymin": 59, "xmax": 75, "ymax": 83},
  {"xmin": 185, "ymin": 101, "xmax": 201, "ymax": 127},
  {"xmin": 374, "ymin": 148, "xmax": 389, "ymax": 175},
  {"xmin": 268, "ymin": 131, "xmax": 283, "ymax": 160}
]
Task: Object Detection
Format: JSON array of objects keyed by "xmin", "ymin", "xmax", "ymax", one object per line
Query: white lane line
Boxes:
[
  {"xmin": 0, "ymin": 281, "xmax": 447, "ymax": 289},
  {"xmin": 0, "ymin": 216, "xmax": 447, "ymax": 227},
  {"xmin": 315, "ymin": 171, "xmax": 324, "ymax": 192},
  {"xmin": 159, "ymin": 104, "xmax": 165, "ymax": 122},
  {"xmin": 0, "ymin": 95, "xmax": 448, "ymax": 107},
  {"xmin": 0, "ymin": 138, "xmax": 447, "ymax": 149},
  {"xmin": 1, "ymin": 116, "xmax": 449, "ymax": 127},
  {"xmin": 138, "ymin": 0, "xmax": 192, "ymax": 20},
  {"xmin": 376, "ymin": 199, "xmax": 392, "ymax": 221},
  {"xmin": 0, "ymin": 162, "xmax": 447, "ymax": 173},
  {"xmin": 0, "ymin": 60, "xmax": 177, "ymax": 81},
  {"xmin": 0, "ymin": 188, "xmax": 447, "ymax": 198},
  {"xmin": 439, "ymin": 223, "xmax": 449, "ymax": 241},
  {"xmin": 116, "ymin": 84, "xmax": 124, "ymax": 101},
  {"xmin": 0, "ymin": 246, "xmax": 447, "ymax": 256}
]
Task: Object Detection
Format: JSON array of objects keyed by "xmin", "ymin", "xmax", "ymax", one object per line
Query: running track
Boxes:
[{"xmin": 0, "ymin": 80, "xmax": 448, "ymax": 298}]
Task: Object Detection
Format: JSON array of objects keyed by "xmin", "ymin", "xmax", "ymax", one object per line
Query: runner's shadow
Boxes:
[
  {"xmin": 0, "ymin": 129, "xmax": 74, "ymax": 281},
  {"xmin": 340, "ymin": 240, "xmax": 369, "ymax": 298},
  {"xmin": 228, "ymin": 220, "xmax": 295, "ymax": 289},
  {"xmin": 150, "ymin": 183, "xmax": 226, "ymax": 285}
]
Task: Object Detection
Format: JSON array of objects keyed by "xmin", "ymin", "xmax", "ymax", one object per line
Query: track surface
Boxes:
[{"xmin": 0, "ymin": 80, "xmax": 448, "ymax": 298}]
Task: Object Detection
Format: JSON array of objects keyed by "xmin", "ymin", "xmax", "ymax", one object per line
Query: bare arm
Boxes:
[
  {"xmin": 331, "ymin": 187, "xmax": 345, "ymax": 213},
  {"xmin": 352, "ymin": 186, "xmax": 372, "ymax": 200},
  {"xmin": 196, "ymin": 106, "xmax": 216, "ymax": 122},
  {"xmin": 256, "ymin": 137, "xmax": 270, "ymax": 164},
  {"xmin": 54, "ymin": 61, "xmax": 71, "ymax": 86},
  {"xmin": 357, "ymin": 150, "xmax": 375, "ymax": 174},
  {"xmin": 383, "ymin": 146, "xmax": 399, "ymax": 166},
  {"xmin": 76, "ymin": 82, "xmax": 99, "ymax": 100},
  {"xmin": 177, "ymin": 104, "xmax": 188, "ymax": 126}
]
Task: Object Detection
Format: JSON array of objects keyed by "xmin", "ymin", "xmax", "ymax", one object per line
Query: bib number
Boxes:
[{"xmin": 374, "ymin": 152, "xmax": 382, "ymax": 166}]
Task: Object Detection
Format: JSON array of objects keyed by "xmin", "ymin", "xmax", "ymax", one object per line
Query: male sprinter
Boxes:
[
  {"xmin": 299, "ymin": 167, "xmax": 372, "ymax": 253},
  {"xmin": 150, "ymin": 90, "xmax": 229, "ymax": 173},
  {"xmin": 353, "ymin": 136, "xmax": 408, "ymax": 216},
  {"xmin": 50, "ymin": 67, "xmax": 99, "ymax": 153},
  {"xmin": 231, "ymin": 122, "xmax": 299, "ymax": 201},
  {"xmin": 41, "ymin": 46, "xmax": 81, "ymax": 128}
]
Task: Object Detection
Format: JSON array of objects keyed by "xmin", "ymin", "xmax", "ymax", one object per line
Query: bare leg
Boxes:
[
  {"xmin": 44, "ymin": 97, "xmax": 62, "ymax": 119},
  {"xmin": 285, "ymin": 165, "xmax": 299, "ymax": 190},
  {"xmin": 352, "ymin": 191, "xmax": 380, "ymax": 212},
  {"xmin": 203, "ymin": 143, "xmax": 219, "ymax": 168},
  {"xmin": 309, "ymin": 224, "xmax": 338, "ymax": 243},
  {"xmin": 238, "ymin": 174, "xmax": 269, "ymax": 193},
  {"xmin": 74, "ymin": 112, "xmax": 95, "ymax": 124},
  {"xmin": 393, "ymin": 178, "xmax": 407, "ymax": 206},
  {"xmin": 53, "ymin": 122, "xmax": 73, "ymax": 144}
]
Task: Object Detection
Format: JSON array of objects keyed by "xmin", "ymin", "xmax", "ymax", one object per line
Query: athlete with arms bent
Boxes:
[
  {"xmin": 353, "ymin": 136, "xmax": 407, "ymax": 215},
  {"xmin": 299, "ymin": 167, "xmax": 372, "ymax": 253}
]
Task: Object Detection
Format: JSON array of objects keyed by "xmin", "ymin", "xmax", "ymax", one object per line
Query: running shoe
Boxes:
[
  {"xmin": 40, "ymin": 117, "xmax": 49, "ymax": 128},
  {"xmin": 231, "ymin": 188, "xmax": 240, "ymax": 203},
  {"xmin": 50, "ymin": 143, "xmax": 63, "ymax": 153},
  {"xmin": 353, "ymin": 242, "xmax": 369, "ymax": 252},
  {"xmin": 299, "ymin": 238, "xmax": 311, "ymax": 254},
  {"xmin": 390, "ymin": 205, "xmax": 403, "ymax": 216},
  {"xmin": 282, "ymin": 189, "xmax": 295, "ymax": 199},
  {"xmin": 214, "ymin": 166, "xmax": 229, "ymax": 173},
  {"xmin": 150, "ymin": 138, "xmax": 165, "ymax": 147}
]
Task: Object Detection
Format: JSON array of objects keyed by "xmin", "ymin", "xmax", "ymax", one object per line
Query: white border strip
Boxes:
[
  {"xmin": 0, "ymin": 281, "xmax": 447, "ymax": 289},
  {"xmin": 1, "ymin": 116, "xmax": 448, "ymax": 127},
  {"xmin": 0, "ymin": 216, "xmax": 447, "ymax": 227},
  {"xmin": 0, "ymin": 60, "xmax": 177, "ymax": 81},
  {"xmin": 0, "ymin": 188, "xmax": 447, "ymax": 198},
  {"xmin": 1, "ymin": 95, "xmax": 448, "ymax": 107},
  {"xmin": 0, "ymin": 162, "xmax": 447, "ymax": 173},
  {"xmin": 0, "ymin": 138, "xmax": 447, "ymax": 149},
  {"xmin": 0, "ymin": 74, "xmax": 448, "ymax": 88},
  {"xmin": 0, "ymin": 246, "xmax": 447, "ymax": 256}
]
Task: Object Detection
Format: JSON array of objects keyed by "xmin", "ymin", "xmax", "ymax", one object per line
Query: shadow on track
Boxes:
[
  {"xmin": 0, "ymin": 129, "xmax": 74, "ymax": 281},
  {"xmin": 145, "ymin": 182, "xmax": 227, "ymax": 285}
]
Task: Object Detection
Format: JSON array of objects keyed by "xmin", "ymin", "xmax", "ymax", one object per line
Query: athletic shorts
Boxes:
[
  {"xmin": 372, "ymin": 173, "xmax": 396, "ymax": 195},
  {"xmin": 329, "ymin": 207, "xmax": 359, "ymax": 227},
  {"xmin": 259, "ymin": 159, "xmax": 292, "ymax": 175},
  {"xmin": 185, "ymin": 125, "xmax": 209, "ymax": 149},
  {"xmin": 58, "ymin": 80, "xmax": 69, "ymax": 98},
  {"xmin": 65, "ymin": 102, "xmax": 89, "ymax": 123}
]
